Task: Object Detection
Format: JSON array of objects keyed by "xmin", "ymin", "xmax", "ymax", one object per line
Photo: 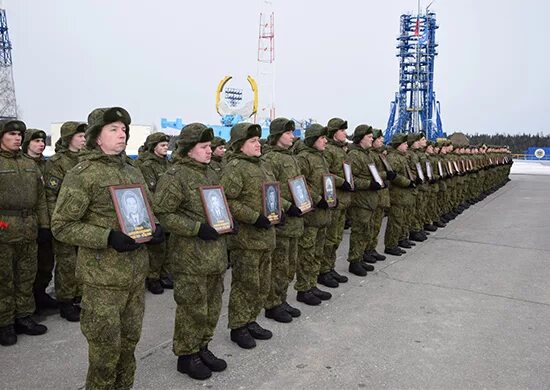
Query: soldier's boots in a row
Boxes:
[
  {"xmin": 265, "ymin": 305, "xmax": 292, "ymax": 323},
  {"xmin": 296, "ymin": 286, "xmax": 332, "ymax": 306},
  {"xmin": 424, "ymin": 224, "xmax": 438, "ymax": 232},
  {"xmin": 384, "ymin": 247, "xmax": 403, "ymax": 256},
  {"xmin": 281, "ymin": 302, "xmax": 301, "ymax": 317},
  {"xmin": 146, "ymin": 278, "xmax": 164, "ymax": 295},
  {"xmin": 15, "ymin": 316, "xmax": 47, "ymax": 336},
  {"xmin": 409, "ymin": 231, "xmax": 427, "ymax": 242},
  {"xmin": 317, "ymin": 269, "xmax": 349, "ymax": 288},
  {"xmin": 230, "ymin": 322, "xmax": 273, "ymax": 349},
  {"xmin": 434, "ymin": 220, "xmax": 447, "ymax": 228},
  {"xmin": 348, "ymin": 262, "xmax": 367, "ymax": 277},
  {"xmin": 366, "ymin": 250, "xmax": 386, "ymax": 261},
  {"xmin": 0, "ymin": 325, "xmax": 17, "ymax": 346},
  {"xmin": 177, "ymin": 345, "xmax": 227, "ymax": 380},
  {"xmin": 34, "ymin": 289, "xmax": 59, "ymax": 312},
  {"xmin": 59, "ymin": 301, "xmax": 81, "ymax": 322}
]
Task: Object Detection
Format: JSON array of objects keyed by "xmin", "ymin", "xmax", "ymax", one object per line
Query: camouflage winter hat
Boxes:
[
  {"xmin": 407, "ymin": 132, "xmax": 425, "ymax": 146},
  {"xmin": 0, "ymin": 119, "xmax": 26, "ymax": 139},
  {"xmin": 327, "ymin": 117, "xmax": 348, "ymax": 138},
  {"xmin": 145, "ymin": 132, "xmax": 170, "ymax": 152},
  {"xmin": 268, "ymin": 117, "xmax": 295, "ymax": 145},
  {"xmin": 228, "ymin": 122, "xmax": 262, "ymax": 151},
  {"xmin": 372, "ymin": 128, "xmax": 383, "ymax": 140},
  {"xmin": 352, "ymin": 124, "xmax": 374, "ymax": 144},
  {"xmin": 60, "ymin": 121, "xmax": 87, "ymax": 147},
  {"xmin": 177, "ymin": 123, "xmax": 214, "ymax": 155},
  {"xmin": 210, "ymin": 136, "xmax": 226, "ymax": 151},
  {"xmin": 304, "ymin": 123, "xmax": 328, "ymax": 147},
  {"xmin": 86, "ymin": 107, "xmax": 131, "ymax": 149},
  {"xmin": 22, "ymin": 128, "xmax": 47, "ymax": 153},
  {"xmin": 391, "ymin": 133, "xmax": 408, "ymax": 147}
]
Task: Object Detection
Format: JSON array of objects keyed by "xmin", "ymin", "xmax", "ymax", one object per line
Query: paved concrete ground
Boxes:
[{"xmin": 2, "ymin": 172, "xmax": 550, "ymax": 389}]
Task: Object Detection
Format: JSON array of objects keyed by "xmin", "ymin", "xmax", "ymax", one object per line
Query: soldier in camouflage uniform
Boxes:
[
  {"xmin": 220, "ymin": 123, "xmax": 276, "ymax": 349},
  {"xmin": 262, "ymin": 118, "xmax": 304, "ymax": 323},
  {"xmin": 139, "ymin": 132, "xmax": 173, "ymax": 294},
  {"xmin": 210, "ymin": 136, "xmax": 226, "ymax": 178},
  {"xmin": 153, "ymin": 123, "xmax": 228, "ymax": 380},
  {"xmin": 406, "ymin": 133, "xmax": 429, "ymax": 242},
  {"xmin": 0, "ymin": 120, "xmax": 50, "ymax": 346},
  {"xmin": 44, "ymin": 121, "xmax": 87, "ymax": 322},
  {"xmin": 293, "ymin": 124, "xmax": 335, "ymax": 306},
  {"xmin": 319, "ymin": 118, "xmax": 353, "ymax": 288},
  {"xmin": 51, "ymin": 107, "xmax": 164, "ymax": 389}
]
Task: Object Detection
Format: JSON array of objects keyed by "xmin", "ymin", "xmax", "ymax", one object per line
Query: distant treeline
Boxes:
[{"xmin": 464, "ymin": 133, "xmax": 550, "ymax": 154}]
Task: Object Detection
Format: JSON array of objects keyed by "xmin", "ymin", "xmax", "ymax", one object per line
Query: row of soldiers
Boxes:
[{"xmin": 0, "ymin": 110, "xmax": 512, "ymax": 388}]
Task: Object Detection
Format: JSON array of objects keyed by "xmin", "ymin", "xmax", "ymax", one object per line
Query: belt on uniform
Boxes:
[{"xmin": 0, "ymin": 209, "xmax": 34, "ymax": 217}]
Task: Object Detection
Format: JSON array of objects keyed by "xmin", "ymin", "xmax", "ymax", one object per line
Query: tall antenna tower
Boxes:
[
  {"xmin": 0, "ymin": 3, "xmax": 18, "ymax": 120},
  {"xmin": 255, "ymin": 0, "xmax": 275, "ymax": 126}
]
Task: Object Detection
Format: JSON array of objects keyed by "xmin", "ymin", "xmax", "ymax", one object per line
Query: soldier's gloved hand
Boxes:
[
  {"xmin": 278, "ymin": 212, "xmax": 287, "ymax": 227},
  {"xmin": 408, "ymin": 181, "xmax": 417, "ymax": 188},
  {"xmin": 414, "ymin": 177, "xmax": 423, "ymax": 185},
  {"xmin": 287, "ymin": 204, "xmax": 302, "ymax": 217},
  {"xmin": 316, "ymin": 198, "xmax": 329, "ymax": 209},
  {"xmin": 108, "ymin": 230, "xmax": 141, "ymax": 252},
  {"xmin": 341, "ymin": 181, "xmax": 354, "ymax": 192},
  {"xmin": 37, "ymin": 228, "xmax": 53, "ymax": 244},
  {"xmin": 230, "ymin": 218, "xmax": 239, "ymax": 235},
  {"xmin": 254, "ymin": 214, "xmax": 272, "ymax": 229},
  {"xmin": 386, "ymin": 171, "xmax": 397, "ymax": 181},
  {"xmin": 198, "ymin": 223, "xmax": 220, "ymax": 240},
  {"xmin": 146, "ymin": 224, "xmax": 165, "ymax": 245},
  {"xmin": 369, "ymin": 181, "xmax": 382, "ymax": 191},
  {"xmin": 429, "ymin": 179, "xmax": 437, "ymax": 184}
]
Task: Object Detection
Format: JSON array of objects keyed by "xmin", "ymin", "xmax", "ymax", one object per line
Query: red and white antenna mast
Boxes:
[{"xmin": 256, "ymin": 0, "xmax": 275, "ymax": 125}]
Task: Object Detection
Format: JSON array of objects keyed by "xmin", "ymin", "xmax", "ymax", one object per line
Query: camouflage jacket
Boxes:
[
  {"xmin": 371, "ymin": 147, "xmax": 391, "ymax": 209},
  {"xmin": 409, "ymin": 149, "xmax": 429, "ymax": 192},
  {"xmin": 386, "ymin": 149, "xmax": 415, "ymax": 206},
  {"xmin": 51, "ymin": 149, "xmax": 150, "ymax": 289},
  {"xmin": 347, "ymin": 144, "xmax": 380, "ymax": 211},
  {"xmin": 263, "ymin": 145, "xmax": 304, "ymax": 238},
  {"xmin": 210, "ymin": 155, "xmax": 225, "ymax": 180},
  {"xmin": 324, "ymin": 139, "xmax": 350, "ymax": 209},
  {"xmin": 295, "ymin": 142, "xmax": 332, "ymax": 228},
  {"xmin": 44, "ymin": 144, "xmax": 80, "ymax": 217},
  {"xmin": 24, "ymin": 154, "xmax": 47, "ymax": 177},
  {"xmin": 426, "ymin": 154, "xmax": 444, "ymax": 192},
  {"xmin": 220, "ymin": 152, "xmax": 276, "ymax": 251},
  {"xmin": 139, "ymin": 151, "xmax": 170, "ymax": 193},
  {"xmin": 0, "ymin": 149, "xmax": 49, "ymax": 243},
  {"xmin": 153, "ymin": 155, "xmax": 227, "ymax": 275}
]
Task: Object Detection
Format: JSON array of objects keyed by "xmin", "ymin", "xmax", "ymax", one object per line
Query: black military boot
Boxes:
[
  {"xmin": 329, "ymin": 269, "xmax": 348, "ymax": 283},
  {"xmin": 424, "ymin": 224, "xmax": 437, "ymax": 232},
  {"xmin": 362, "ymin": 252, "xmax": 377, "ymax": 264},
  {"xmin": 348, "ymin": 262, "xmax": 367, "ymax": 276},
  {"xmin": 177, "ymin": 353, "xmax": 212, "ymax": 380},
  {"xmin": 368, "ymin": 250, "xmax": 386, "ymax": 261},
  {"xmin": 281, "ymin": 302, "xmax": 301, "ymax": 317},
  {"xmin": 409, "ymin": 231, "xmax": 425, "ymax": 242},
  {"xmin": 311, "ymin": 287, "xmax": 332, "ymax": 300},
  {"xmin": 265, "ymin": 305, "xmax": 292, "ymax": 323},
  {"xmin": 230, "ymin": 326, "xmax": 256, "ymax": 349},
  {"xmin": 296, "ymin": 290, "xmax": 321, "ymax": 306},
  {"xmin": 146, "ymin": 278, "xmax": 164, "ymax": 295},
  {"xmin": 59, "ymin": 301, "xmax": 80, "ymax": 322},
  {"xmin": 434, "ymin": 220, "xmax": 446, "ymax": 228},
  {"xmin": 0, "ymin": 324, "xmax": 17, "ymax": 346},
  {"xmin": 384, "ymin": 247, "xmax": 403, "ymax": 256},
  {"xmin": 398, "ymin": 240, "xmax": 412, "ymax": 249},
  {"xmin": 198, "ymin": 345, "xmax": 227, "ymax": 372},
  {"xmin": 160, "ymin": 276, "xmax": 174, "ymax": 289},
  {"xmin": 361, "ymin": 262, "xmax": 375, "ymax": 271},
  {"xmin": 14, "ymin": 316, "xmax": 47, "ymax": 336},
  {"xmin": 317, "ymin": 272, "xmax": 339, "ymax": 288},
  {"xmin": 247, "ymin": 322, "xmax": 272, "ymax": 339},
  {"xmin": 34, "ymin": 289, "xmax": 59, "ymax": 311},
  {"xmin": 405, "ymin": 239, "xmax": 416, "ymax": 246}
]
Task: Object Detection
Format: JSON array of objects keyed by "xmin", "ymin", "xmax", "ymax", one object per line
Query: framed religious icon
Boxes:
[
  {"xmin": 453, "ymin": 160, "xmax": 460, "ymax": 174},
  {"xmin": 368, "ymin": 163, "xmax": 385, "ymax": 188},
  {"xmin": 425, "ymin": 161, "xmax": 433, "ymax": 181},
  {"xmin": 415, "ymin": 162, "xmax": 426, "ymax": 183},
  {"xmin": 262, "ymin": 182, "xmax": 282, "ymax": 224},
  {"xmin": 199, "ymin": 186, "xmax": 234, "ymax": 234},
  {"xmin": 405, "ymin": 165, "xmax": 415, "ymax": 181},
  {"xmin": 379, "ymin": 153, "xmax": 393, "ymax": 172},
  {"xmin": 461, "ymin": 160, "xmax": 466, "ymax": 172},
  {"xmin": 322, "ymin": 174, "xmax": 338, "ymax": 208},
  {"xmin": 110, "ymin": 184, "xmax": 156, "ymax": 243},
  {"xmin": 447, "ymin": 161, "xmax": 454, "ymax": 175},
  {"xmin": 342, "ymin": 161, "xmax": 354, "ymax": 190},
  {"xmin": 489, "ymin": 158, "xmax": 494, "ymax": 165},
  {"xmin": 437, "ymin": 160, "xmax": 445, "ymax": 178},
  {"xmin": 288, "ymin": 176, "xmax": 313, "ymax": 214}
]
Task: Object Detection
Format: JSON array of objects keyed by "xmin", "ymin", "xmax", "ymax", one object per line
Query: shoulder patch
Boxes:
[
  {"xmin": 47, "ymin": 175, "xmax": 63, "ymax": 193},
  {"xmin": 165, "ymin": 166, "xmax": 177, "ymax": 176},
  {"xmin": 73, "ymin": 160, "xmax": 92, "ymax": 174}
]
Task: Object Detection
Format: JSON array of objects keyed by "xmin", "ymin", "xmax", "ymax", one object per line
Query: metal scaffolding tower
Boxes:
[
  {"xmin": 255, "ymin": 0, "xmax": 275, "ymax": 126},
  {"xmin": 0, "ymin": 5, "xmax": 17, "ymax": 120},
  {"xmin": 385, "ymin": 10, "xmax": 444, "ymax": 142}
]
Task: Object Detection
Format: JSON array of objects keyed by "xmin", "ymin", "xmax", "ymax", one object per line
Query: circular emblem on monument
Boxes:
[{"xmin": 534, "ymin": 148, "xmax": 545, "ymax": 159}]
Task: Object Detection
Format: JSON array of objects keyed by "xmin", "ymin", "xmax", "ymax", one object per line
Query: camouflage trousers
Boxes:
[
  {"xmin": 321, "ymin": 208, "xmax": 347, "ymax": 274},
  {"xmin": 295, "ymin": 225, "xmax": 327, "ymax": 292},
  {"xmin": 0, "ymin": 241, "xmax": 37, "ymax": 327},
  {"xmin": 347, "ymin": 207, "xmax": 374, "ymax": 263},
  {"xmin": 80, "ymin": 281, "xmax": 145, "ymax": 390},
  {"xmin": 33, "ymin": 239, "xmax": 54, "ymax": 292},
  {"xmin": 265, "ymin": 236, "xmax": 299, "ymax": 309},
  {"xmin": 412, "ymin": 191, "xmax": 428, "ymax": 231},
  {"xmin": 228, "ymin": 249, "xmax": 272, "ymax": 329},
  {"xmin": 54, "ymin": 240, "xmax": 80, "ymax": 301},
  {"xmin": 173, "ymin": 272, "xmax": 224, "ymax": 355},
  {"xmin": 366, "ymin": 207, "xmax": 386, "ymax": 252},
  {"xmin": 147, "ymin": 238, "xmax": 171, "ymax": 280},
  {"xmin": 384, "ymin": 205, "xmax": 406, "ymax": 248}
]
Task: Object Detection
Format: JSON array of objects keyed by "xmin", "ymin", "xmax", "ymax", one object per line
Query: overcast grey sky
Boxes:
[{"xmin": 5, "ymin": 0, "xmax": 549, "ymax": 134}]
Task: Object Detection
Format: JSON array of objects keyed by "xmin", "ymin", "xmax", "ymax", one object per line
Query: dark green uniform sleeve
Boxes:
[
  {"xmin": 220, "ymin": 169, "xmax": 260, "ymax": 224},
  {"xmin": 296, "ymin": 154, "xmax": 322, "ymax": 204}
]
